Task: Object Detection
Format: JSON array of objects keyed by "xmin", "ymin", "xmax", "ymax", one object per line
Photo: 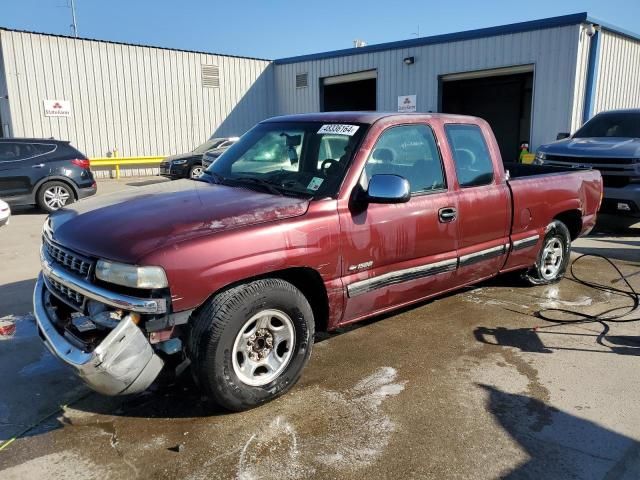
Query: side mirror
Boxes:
[
  {"xmin": 556, "ymin": 132, "xmax": 570, "ymax": 140},
  {"xmin": 366, "ymin": 174, "xmax": 411, "ymax": 204}
]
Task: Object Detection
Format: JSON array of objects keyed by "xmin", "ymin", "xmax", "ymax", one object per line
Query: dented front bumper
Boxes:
[{"xmin": 33, "ymin": 273, "xmax": 164, "ymax": 395}]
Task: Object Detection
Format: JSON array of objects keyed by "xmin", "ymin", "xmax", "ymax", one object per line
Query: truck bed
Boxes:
[{"xmin": 501, "ymin": 162, "xmax": 602, "ymax": 272}]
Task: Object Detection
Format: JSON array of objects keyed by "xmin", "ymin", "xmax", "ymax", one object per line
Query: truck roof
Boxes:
[{"xmin": 263, "ymin": 111, "xmax": 482, "ymax": 125}]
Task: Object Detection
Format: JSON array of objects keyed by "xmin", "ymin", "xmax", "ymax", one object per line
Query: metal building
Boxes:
[
  {"xmin": 0, "ymin": 29, "xmax": 272, "ymax": 157},
  {"xmin": 272, "ymin": 12, "xmax": 640, "ymax": 160},
  {"xmin": 0, "ymin": 12, "xmax": 639, "ymax": 161}
]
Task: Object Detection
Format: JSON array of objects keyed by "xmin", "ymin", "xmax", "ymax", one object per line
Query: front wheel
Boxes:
[
  {"xmin": 523, "ymin": 220, "xmax": 571, "ymax": 285},
  {"xmin": 187, "ymin": 278, "xmax": 314, "ymax": 411},
  {"xmin": 189, "ymin": 165, "xmax": 204, "ymax": 179}
]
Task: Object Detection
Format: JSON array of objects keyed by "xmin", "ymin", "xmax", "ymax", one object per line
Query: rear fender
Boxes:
[{"xmin": 33, "ymin": 176, "xmax": 80, "ymax": 201}]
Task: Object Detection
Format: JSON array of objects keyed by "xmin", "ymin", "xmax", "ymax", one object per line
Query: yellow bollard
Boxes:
[{"xmin": 113, "ymin": 148, "xmax": 120, "ymax": 180}]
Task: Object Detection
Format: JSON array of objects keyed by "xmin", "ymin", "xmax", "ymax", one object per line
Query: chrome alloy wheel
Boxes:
[
  {"xmin": 43, "ymin": 186, "xmax": 71, "ymax": 210},
  {"xmin": 540, "ymin": 237, "xmax": 564, "ymax": 280},
  {"xmin": 190, "ymin": 166, "xmax": 204, "ymax": 179},
  {"xmin": 232, "ymin": 309, "xmax": 295, "ymax": 386}
]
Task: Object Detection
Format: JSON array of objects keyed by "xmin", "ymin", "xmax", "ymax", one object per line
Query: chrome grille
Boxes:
[
  {"xmin": 47, "ymin": 277, "xmax": 85, "ymax": 307},
  {"xmin": 43, "ymin": 236, "xmax": 93, "ymax": 277}
]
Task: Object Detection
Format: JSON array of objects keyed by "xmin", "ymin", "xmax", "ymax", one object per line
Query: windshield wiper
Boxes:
[{"xmin": 225, "ymin": 176, "xmax": 284, "ymax": 196}]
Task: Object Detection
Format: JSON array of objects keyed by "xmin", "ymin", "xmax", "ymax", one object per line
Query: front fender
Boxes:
[{"xmin": 143, "ymin": 203, "xmax": 342, "ymax": 313}]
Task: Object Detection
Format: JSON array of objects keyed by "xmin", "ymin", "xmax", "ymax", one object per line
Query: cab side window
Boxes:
[
  {"xmin": 445, "ymin": 124, "xmax": 494, "ymax": 187},
  {"xmin": 364, "ymin": 124, "xmax": 445, "ymax": 194}
]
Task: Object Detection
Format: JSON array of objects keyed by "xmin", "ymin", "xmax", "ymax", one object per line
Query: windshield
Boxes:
[
  {"xmin": 193, "ymin": 137, "xmax": 233, "ymax": 154},
  {"xmin": 204, "ymin": 121, "xmax": 367, "ymax": 198},
  {"xmin": 574, "ymin": 112, "xmax": 640, "ymax": 138},
  {"xmin": 193, "ymin": 139, "xmax": 219, "ymax": 154}
]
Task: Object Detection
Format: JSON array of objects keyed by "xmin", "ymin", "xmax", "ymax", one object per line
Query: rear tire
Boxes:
[
  {"xmin": 37, "ymin": 181, "xmax": 75, "ymax": 213},
  {"xmin": 187, "ymin": 278, "xmax": 314, "ymax": 411},
  {"xmin": 523, "ymin": 220, "xmax": 571, "ymax": 285}
]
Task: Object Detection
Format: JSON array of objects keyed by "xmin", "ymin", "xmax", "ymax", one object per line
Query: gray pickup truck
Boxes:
[{"xmin": 535, "ymin": 109, "xmax": 640, "ymax": 220}]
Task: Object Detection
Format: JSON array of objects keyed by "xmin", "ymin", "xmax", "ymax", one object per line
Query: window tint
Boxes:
[
  {"xmin": 32, "ymin": 143, "xmax": 57, "ymax": 156},
  {"xmin": 0, "ymin": 142, "xmax": 56, "ymax": 162},
  {"xmin": 0, "ymin": 143, "xmax": 22, "ymax": 162},
  {"xmin": 445, "ymin": 125, "xmax": 494, "ymax": 187},
  {"xmin": 363, "ymin": 124, "xmax": 445, "ymax": 194},
  {"xmin": 574, "ymin": 111, "xmax": 640, "ymax": 138}
]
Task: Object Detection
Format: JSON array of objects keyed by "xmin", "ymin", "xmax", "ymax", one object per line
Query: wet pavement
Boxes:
[{"xmin": 0, "ymin": 179, "xmax": 638, "ymax": 479}]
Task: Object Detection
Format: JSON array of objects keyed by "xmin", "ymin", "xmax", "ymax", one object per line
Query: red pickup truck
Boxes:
[{"xmin": 35, "ymin": 113, "xmax": 602, "ymax": 411}]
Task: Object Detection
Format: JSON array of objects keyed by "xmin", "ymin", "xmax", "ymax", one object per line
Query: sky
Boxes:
[{"xmin": 1, "ymin": 0, "xmax": 639, "ymax": 60}]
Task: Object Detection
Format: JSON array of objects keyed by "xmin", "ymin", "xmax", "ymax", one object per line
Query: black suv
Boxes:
[
  {"xmin": 159, "ymin": 137, "xmax": 239, "ymax": 180},
  {"xmin": 0, "ymin": 138, "xmax": 97, "ymax": 212}
]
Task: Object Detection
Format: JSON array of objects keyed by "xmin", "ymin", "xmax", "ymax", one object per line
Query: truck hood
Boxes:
[
  {"xmin": 48, "ymin": 180, "xmax": 309, "ymax": 263},
  {"xmin": 540, "ymin": 137, "xmax": 640, "ymax": 158}
]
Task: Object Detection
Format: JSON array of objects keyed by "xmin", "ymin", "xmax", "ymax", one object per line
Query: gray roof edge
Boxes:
[{"xmin": 0, "ymin": 26, "xmax": 272, "ymax": 62}]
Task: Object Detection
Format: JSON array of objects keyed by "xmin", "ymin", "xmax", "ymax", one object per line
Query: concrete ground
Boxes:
[{"xmin": 0, "ymin": 177, "xmax": 638, "ymax": 479}]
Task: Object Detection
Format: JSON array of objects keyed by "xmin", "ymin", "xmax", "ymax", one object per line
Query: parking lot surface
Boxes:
[{"xmin": 0, "ymin": 178, "xmax": 639, "ymax": 479}]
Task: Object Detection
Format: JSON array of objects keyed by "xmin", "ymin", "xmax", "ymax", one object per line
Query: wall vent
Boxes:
[
  {"xmin": 202, "ymin": 65, "xmax": 220, "ymax": 88},
  {"xmin": 295, "ymin": 72, "xmax": 309, "ymax": 88}
]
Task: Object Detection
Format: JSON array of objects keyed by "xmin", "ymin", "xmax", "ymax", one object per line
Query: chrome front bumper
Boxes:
[{"xmin": 34, "ymin": 272, "xmax": 164, "ymax": 396}]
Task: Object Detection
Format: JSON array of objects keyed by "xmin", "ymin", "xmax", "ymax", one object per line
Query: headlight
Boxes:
[
  {"xmin": 533, "ymin": 151, "xmax": 547, "ymax": 165},
  {"xmin": 172, "ymin": 159, "xmax": 188, "ymax": 165},
  {"xmin": 95, "ymin": 260, "xmax": 168, "ymax": 289}
]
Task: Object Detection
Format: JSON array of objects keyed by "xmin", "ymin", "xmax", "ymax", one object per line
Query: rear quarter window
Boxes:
[
  {"xmin": 48, "ymin": 143, "xmax": 87, "ymax": 161},
  {"xmin": 445, "ymin": 124, "xmax": 494, "ymax": 188},
  {"xmin": 32, "ymin": 143, "xmax": 57, "ymax": 156}
]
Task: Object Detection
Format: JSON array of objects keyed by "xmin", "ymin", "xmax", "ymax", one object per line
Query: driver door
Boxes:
[{"xmin": 338, "ymin": 123, "xmax": 459, "ymax": 324}]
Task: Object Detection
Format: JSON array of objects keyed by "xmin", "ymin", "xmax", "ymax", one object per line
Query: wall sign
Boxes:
[
  {"xmin": 397, "ymin": 95, "xmax": 417, "ymax": 113},
  {"xmin": 43, "ymin": 99, "xmax": 72, "ymax": 117}
]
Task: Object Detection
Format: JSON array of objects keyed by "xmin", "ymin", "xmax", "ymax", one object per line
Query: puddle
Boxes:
[{"xmin": 233, "ymin": 367, "xmax": 407, "ymax": 480}]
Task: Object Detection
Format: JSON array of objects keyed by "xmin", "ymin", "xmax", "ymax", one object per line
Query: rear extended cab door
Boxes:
[{"xmin": 438, "ymin": 118, "xmax": 512, "ymax": 284}]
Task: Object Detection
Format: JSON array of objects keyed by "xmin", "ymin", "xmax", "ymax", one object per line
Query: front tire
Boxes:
[
  {"xmin": 37, "ymin": 181, "xmax": 75, "ymax": 212},
  {"xmin": 188, "ymin": 279, "xmax": 314, "ymax": 411},
  {"xmin": 189, "ymin": 164, "xmax": 204, "ymax": 179},
  {"xmin": 523, "ymin": 220, "xmax": 571, "ymax": 285}
]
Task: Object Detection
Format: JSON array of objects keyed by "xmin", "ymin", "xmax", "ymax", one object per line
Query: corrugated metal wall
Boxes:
[
  {"xmin": 593, "ymin": 30, "xmax": 640, "ymax": 114},
  {"xmin": 570, "ymin": 26, "xmax": 591, "ymax": 132},
  {"xmin": 0, "ymin": 30, "xmax": 273, "ymax": 158},
  {"xmin": 274, "ymin": 25, "xmax": 583, "ymax": 150},
  {"xmin": 0, "ymin": 35, "xmax": 11, "ymax": 137}
]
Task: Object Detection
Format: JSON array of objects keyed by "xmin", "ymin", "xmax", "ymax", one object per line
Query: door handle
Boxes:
[
  {"xmin": 438, "ymin": 207, "xmax": 457, "ymax": 222},
  {"xmin": 32, "ymin": 163, "xmax": 45, "ymax": 168}
]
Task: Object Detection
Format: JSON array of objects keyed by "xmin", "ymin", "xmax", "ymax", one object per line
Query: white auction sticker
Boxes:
[
  {"xmin": 307, "ymin": 177, "xmax": 324, "ymax": 191},
  {"xmin": 317, "ymin": 124, "xmax": 360, "ymax": 136}
]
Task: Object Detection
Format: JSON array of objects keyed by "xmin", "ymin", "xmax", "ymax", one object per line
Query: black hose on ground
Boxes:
[{"xmin": 534, "ymin": 253, "xmax": 640, "ymax": 348}]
